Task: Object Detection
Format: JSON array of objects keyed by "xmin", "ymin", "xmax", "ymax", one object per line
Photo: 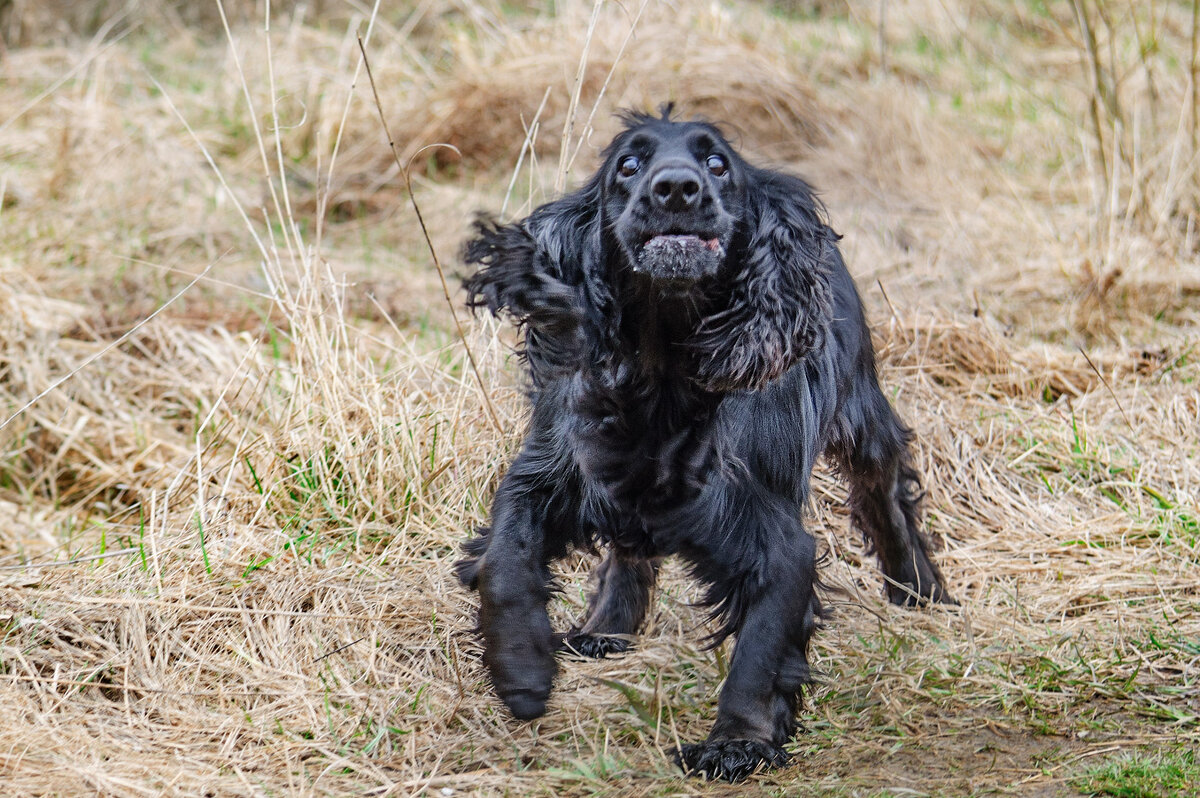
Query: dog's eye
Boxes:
[
  {"xmin": 618, "ymin": 156, "xmax": 641, "ymax": 178},
  {"xmin": 706, "ymin": 154, "xmax": 728, "ymax": 177}
]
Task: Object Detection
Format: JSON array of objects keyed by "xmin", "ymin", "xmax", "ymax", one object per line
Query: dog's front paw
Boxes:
[
  {"xmin": 474, "ymin": 569, "xmax": 558, "ymax": 722},
  {"xmin": 559, "ymin": 631, "xmax": 632, "ymax": 659},
  {"xmin": 674, "ymin": 738, "xmax": 790, "ymax": 782}
]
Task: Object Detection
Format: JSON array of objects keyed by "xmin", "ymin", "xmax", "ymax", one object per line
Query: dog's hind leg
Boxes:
[
  {"xmin": 830, "ymin": 374, "xmax": 953, "ymax": 606},
  {"xmin": 561, "ymin": 549, "xmax": 658, "ymax": 658}
]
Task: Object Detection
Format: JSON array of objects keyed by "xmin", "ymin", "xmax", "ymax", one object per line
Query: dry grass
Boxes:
[{"xmin": 1, "ymin": 1, "xmax": 1198, "ymax": 795}]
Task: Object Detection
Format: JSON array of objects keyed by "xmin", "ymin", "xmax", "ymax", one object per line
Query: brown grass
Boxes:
[{"xmin": 1, "ymin": 1, "xmax": 1198, "ymax": 795}]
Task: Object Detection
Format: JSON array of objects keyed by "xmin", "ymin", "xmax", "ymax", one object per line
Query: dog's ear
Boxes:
[
  {"xmin": 462, "ymin": 216, "xmax": 579, "ymax": 331},
  {"xmin": 689, "ymin": 170, "xmax": 837, "ymax": 393},
  {"xmin": 463, "ymin": 177, "xmax": 616, "ymax": 374}
]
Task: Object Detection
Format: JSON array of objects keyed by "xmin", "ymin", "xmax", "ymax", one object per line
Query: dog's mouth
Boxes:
[
  {"xmin": 632, "ymin": 234, "xmax": 726, "ymax": 282},
  {"xmin": 645, "ymin": 234, "xmax": 723, "ymax": 251}
]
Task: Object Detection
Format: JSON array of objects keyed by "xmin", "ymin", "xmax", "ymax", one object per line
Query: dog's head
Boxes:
[
  {"xmin": 464, "ymin": 105, "xmax": 837, "ymax": 393},
  {"xmin": 600, "ymin": 110, "xmax": 742, "ymax": 287}
]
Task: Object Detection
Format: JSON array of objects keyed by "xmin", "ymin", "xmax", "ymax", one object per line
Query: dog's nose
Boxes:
[{"xmin": 650, "ymin": 166, "xmax": 702, "ymax": 212}]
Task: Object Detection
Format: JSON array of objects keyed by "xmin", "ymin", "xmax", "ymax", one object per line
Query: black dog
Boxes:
[{"xmin": 456, "ymin": 107, "xmax": 951, "ymax": 781}]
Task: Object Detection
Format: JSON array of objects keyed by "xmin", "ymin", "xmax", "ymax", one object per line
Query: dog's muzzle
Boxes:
[{"xmin": 634, "ymin": 234, "xmax": 725, "ymax": 282}]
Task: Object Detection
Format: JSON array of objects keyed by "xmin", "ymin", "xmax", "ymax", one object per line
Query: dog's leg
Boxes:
[
  {"xmin": 561, "ymin": 549, "xmax": 658, "ymax": 658},
  {"xmin": 674, "ymin": 492, "xmax": 819, "ymax": 782},
  {"xmin": 456, "ymin": 456, "xmax": 573, "ymax": 720},
  {"xmin": 833, "ymin": 380, "xmax": 953, "ymax": 606}
]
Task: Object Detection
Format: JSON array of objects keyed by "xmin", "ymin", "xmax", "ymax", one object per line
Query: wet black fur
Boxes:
[{"xmin": 456, "ymin": 108, "xmax": 952, "ymax": 782}]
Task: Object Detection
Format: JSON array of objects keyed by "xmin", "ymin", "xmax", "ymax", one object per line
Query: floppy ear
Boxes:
[
  {"xmin": 688, "ymin": 171, "xmax": 837, "ymax": 392},
  {"xmin": 463, "ymin": 216, "xmax": 580, "ymax": 334},
  {"xmin": 463, "ymin": 179, "xmax": 615, "ymax": 377}
]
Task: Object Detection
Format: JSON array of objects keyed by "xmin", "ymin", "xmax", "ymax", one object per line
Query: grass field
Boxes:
[{"xmin": 2, "ymin": 1, "xmax": 1199, "ymax": 795}]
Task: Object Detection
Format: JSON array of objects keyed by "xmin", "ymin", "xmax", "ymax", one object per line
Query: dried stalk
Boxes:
[
  {"xmin": 357, "ymin": 36, "xmax": 504, "ymax": 436},
  {"xmin": 1072, "ymin": 0, "xmax": 1111, "ymax": 192}
]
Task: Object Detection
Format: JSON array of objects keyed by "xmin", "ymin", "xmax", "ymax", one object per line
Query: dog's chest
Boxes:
[{"xmin": 567, "ymin": 373, "xmax": 722, "ymax": 529}]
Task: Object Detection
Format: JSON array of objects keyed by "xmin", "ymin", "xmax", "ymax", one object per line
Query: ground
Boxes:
[{"xmin": 0, "ymin": 1, "xmax": 1198, "ymax": 796}]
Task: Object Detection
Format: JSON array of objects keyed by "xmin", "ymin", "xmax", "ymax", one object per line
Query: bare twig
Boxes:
[
  {"xmin": 875, "ymin": 279, "xmax": 899, "ymax": 323},
  {"xmin": 0, "ymin": 261, "xmax": 214, "ymax": 433},
  {"xmin": 878, "ymin": 0, "xmax": 888, "ymax": 77},
  {"xmin": 215, "ymin": 0, "xmax": 295, "ymax": 257},
  {"xmin": 319, "ymin": 0, "xmax": 383, "ymax": 248},
  {"xmin": 1077, "ymin": 344, "xmax": 1132, "ymax": 431},
  {"xmin": 1128, "ymin": 1, "xmax": 1159, "ymax": 120},
  {"xmin": 1072, "ymin": 0, "xmax": 1111, "ymax": 190},
  {"xmin": 502, "ymin": 86, "xmax": 551, "ymax": 218},
  {"xmin": 564, "ymin": 0, "xmax": 651, "ymax": 180},
  {"xmin": 356, "ymin": 35, "xmax": 504, "ymax": 435},
  {"xmin": 556, "ymin": 0, "xmax": 604, "ymax": 193},
  {"xmin": 0, "ymin": 17, "xmax": 134, "ymax": 136},
  {"xmin": 0, "ymin": 548, "xmax": 138, "ymax": 571},
  {"xmin": 1191, "ymin": 0, "xmax": 1199, "ymax": 154},
  {"xmin": 312, "ymin": 637, "xmax": 365, "ymax": 663}
]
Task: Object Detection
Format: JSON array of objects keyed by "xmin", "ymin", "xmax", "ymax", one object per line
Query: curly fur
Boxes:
[{"xmin": 457, "ymin": 107, "xmax": 952, "ymax": 782}]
